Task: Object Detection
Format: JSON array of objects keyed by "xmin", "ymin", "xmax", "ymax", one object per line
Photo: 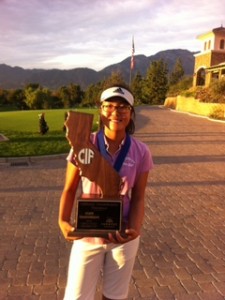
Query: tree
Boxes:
[
  {"xmin": 102, "ymin": 71, "xmax": 126, "ymax": 90},
  {"xmin": 24, "ymin": 86, "xmax": 41, "ymax": 109},
  {"xmin": 82, "ymin": 83, "xmax": 102, "ymax": 107},
  {"xmin": 57, "ymin": 84, "xmax": 84, "ymax": 108},
  {"xmin": 59, "ymin": 86, "xmax": 71, "ymax": 108},
  {"xmin": 169, "ymin": 58, "xmax": 184, "ymax": 86},
  {"xmin": 7, "ymin": 89, "xmax": 27, "ymax": 110},
  {"xmin": 167, "ymin": 76, "xmax": 192, "ymax": 97},
  {"xmin": 24, "ymin": 85, "xmax": 53, "ymax": 109},
  {"xmin": 131, "ymin": 72, "xmax": 144, "ymax": 104},
  {"xmin": 38, "ymin": 113, "xmax": 49, "ymax": 135},
  {"xmin": 42, "ymin": 88, "xmax": 54, "ymax": 109},
  {"xmin": 50, "ymin": 93, "xmax": 63, "ymax": 108},
  {"xmin": 0, "ymin": 89, "xmax": 8, "ymax": 106},
  {"xmin": 143, "ymin": 59, "xmax": 168, "ymax": 105},
  {"xmin": 68, "ymin": 84, "xmax": 84, "ymax": 106}
]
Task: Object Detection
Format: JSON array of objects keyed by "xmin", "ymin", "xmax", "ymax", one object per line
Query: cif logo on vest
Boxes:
[{"xmin": 78, "ymin": 148, "xmax": 94, "ymax": 164}]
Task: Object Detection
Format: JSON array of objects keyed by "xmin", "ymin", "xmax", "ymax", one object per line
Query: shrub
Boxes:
[
  {"xmin": 167, "ymin": 76, "xmax": 192, "ymax": 97},
  {"xmin": 194, "ymin": 87, "xmax": 215, "ymax": 103},
  {"xmin": 191, "ymin": 80, "xmax": 225, "ymax": 104},
  {"xmin": 208, "ymin": 105, "xmax": 225, "ymax": 120},
  {"xmin": 38, "ymin": 113, "xmax": 49, "ymax": 135},
  {"xmin": 180, "ymin": 86, "xmax": 200, "ymax": 98},
  {"xmin": 210, "ymin": 79, "xmax": 225, "ymax": 103},
  {"xmin": 211, "ymin": 78, "xmax": 225, "ymax": 94},
  {"xmin": 164, "ymin": 97, "xmax": 177, "ymax": 109}
]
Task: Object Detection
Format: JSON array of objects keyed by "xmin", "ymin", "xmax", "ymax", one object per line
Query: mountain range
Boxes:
[{"xmin": 0, "ymin": 49, "xmax": 196, "ymax": 90}]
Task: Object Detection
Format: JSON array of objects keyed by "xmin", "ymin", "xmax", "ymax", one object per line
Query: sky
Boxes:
[{"xmin": 0, "ymin": 0, "xmax": 224, "ymax": 71}]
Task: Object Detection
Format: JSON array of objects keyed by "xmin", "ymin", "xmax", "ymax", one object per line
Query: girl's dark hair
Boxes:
[{"xmin": 99, "ymin": 83, "xmax": 135, "ymax": 135}]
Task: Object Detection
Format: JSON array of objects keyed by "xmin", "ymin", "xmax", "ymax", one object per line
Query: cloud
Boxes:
[{"xmin": 0, "ymin": 0, "xmax": 224, "ymax": 70}]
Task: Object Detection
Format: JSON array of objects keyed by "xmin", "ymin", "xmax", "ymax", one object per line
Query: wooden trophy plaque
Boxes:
[{"xmin": 65, "ymin": 111, "xmax": 123, "ymax": 238}]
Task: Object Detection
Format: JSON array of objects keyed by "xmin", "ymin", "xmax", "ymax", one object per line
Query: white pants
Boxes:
[{"xmin": 64, "ymin": 237, "xmax": 140, "ymax": 300}]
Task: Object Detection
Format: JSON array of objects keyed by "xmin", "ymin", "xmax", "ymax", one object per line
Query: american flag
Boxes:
[{"xmin": 130, "ymin": 36, "xmax": 135, "ymax": 70}]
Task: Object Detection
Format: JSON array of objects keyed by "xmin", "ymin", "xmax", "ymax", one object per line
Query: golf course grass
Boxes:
[{"xmin": 0, "ymin": 108, "xmax": 99, "ymax": 157}]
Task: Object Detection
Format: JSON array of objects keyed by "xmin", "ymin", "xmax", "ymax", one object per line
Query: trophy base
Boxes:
[{"xmin": 68, "ymin": 194, "xmax": 125, "ymax": 238}]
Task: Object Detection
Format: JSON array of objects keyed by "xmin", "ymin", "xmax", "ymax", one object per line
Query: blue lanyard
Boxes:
[{"xmin": 97, "ymin": 130, "xmax": 131, "ymax": 173}]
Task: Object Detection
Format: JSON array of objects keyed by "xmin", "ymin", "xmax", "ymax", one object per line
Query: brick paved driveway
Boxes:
[{"xmin": 0, "ymin": 106, "xmax": 225, "ymax": 300}]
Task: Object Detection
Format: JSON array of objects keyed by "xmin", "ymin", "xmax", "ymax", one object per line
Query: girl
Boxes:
[{"xmin": 59, "ymin": 84, "xmax": 154, "ymax": 300}]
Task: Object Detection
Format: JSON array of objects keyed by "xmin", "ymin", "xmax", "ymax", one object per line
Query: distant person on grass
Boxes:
[{"xmin": 58, "ymin": 83, "xmax": 154, "ymax": 300}]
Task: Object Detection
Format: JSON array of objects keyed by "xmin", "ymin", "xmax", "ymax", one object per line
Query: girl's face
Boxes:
[{"xmin": 100, "ymin": 98, "xmax": 132, "ymax": 133}]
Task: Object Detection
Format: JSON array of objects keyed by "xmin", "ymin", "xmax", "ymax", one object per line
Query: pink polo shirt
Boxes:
[{"xmin": 67, "ymin": 132, "xmax": 154, "ymax": 223}]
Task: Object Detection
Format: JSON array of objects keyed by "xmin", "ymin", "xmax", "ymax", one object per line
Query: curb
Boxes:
[
  {"xmin": 165, "ymin": 106, "xmax": 225, "ymax": 124},
  {"xmin": 0, "ymin": 153, "xmax": 67, "ymax": 165}
]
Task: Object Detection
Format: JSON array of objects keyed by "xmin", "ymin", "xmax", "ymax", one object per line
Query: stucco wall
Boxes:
[
  {"xmin": 194, "ymin": 53, "xmax": 212, "ymax": 71},
  {"xmin": 164, "ymin": 96, "xmax": 225, "ymax": 119}
]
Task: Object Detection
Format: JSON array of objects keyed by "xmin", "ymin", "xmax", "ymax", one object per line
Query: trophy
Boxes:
[{"xmin": 65, "ymin": 111, "xmax": 123, "ymax": 238}]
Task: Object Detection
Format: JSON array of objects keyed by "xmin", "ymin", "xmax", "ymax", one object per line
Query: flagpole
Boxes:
[
  {"xmin": 129, "ymin": 36, "xmax": 135, "ymax": 86},
  {"xmin": 129, "ymin": 69, "xmax": 132, "ymax": 87}
]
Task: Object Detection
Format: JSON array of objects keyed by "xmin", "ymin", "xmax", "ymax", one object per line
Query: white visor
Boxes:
[{"xmin": 100, "ymin": 87, "xmax": 134, "ymax": 106}]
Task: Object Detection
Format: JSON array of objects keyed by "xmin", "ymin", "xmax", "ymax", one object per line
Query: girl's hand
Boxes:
[
  {"xmin": 59, "ymin": 220, "xmax": 81, "ymax": 242},
  {"xmin": 108, "ymin": 228, "xmax": 139, "ymax": 244}
]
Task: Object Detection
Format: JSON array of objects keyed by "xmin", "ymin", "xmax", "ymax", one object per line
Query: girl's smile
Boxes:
[{"xmin": 101, "ymin": 99, "xmax": 131, "ymax": 133}]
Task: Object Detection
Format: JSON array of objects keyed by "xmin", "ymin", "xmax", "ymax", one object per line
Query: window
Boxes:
[
  {"xmin": 220, "ymin": 39, "xmax": 225, "ymax": 49},
  {"xmin": 208, "ymin": 40, "xmax": 211, "ymax": 49}
]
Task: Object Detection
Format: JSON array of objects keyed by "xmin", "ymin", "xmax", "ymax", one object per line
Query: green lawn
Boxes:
[{"xmin": 0, "ymin": 108, "xmax": 99, "ymax": 157}]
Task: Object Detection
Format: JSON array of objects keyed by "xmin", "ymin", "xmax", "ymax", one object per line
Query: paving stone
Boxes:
[
  {"xmin": 180, "ymin": 278, "xmax": 202, "ymax": 293},
  {"xmin": 192, "ymin": 273, "xmax": 215, "ymax": 283},
  {"xmin": 168, "ymin": 282, "xmax": 188, "ymax": 297},
  {"xmin": 33, "ymin": 283, "xmax": 57, "ymax": 295},
  {"xmin": 27, "ymin": 272, "xmax": 43, "ymax": 285},
  {"xmin": 7, "ymin": 285, "xmax": 33, "ymax": 296},
  {"xmin": 213, "ymin": 281, "xmax": 225, "ymax": 295},
  {"xmin": 198, "ymin": 291, "xmax": 225, "ymax": 300},
  {"xmin": 1, "ymin": 106, "xmax": 225, "ymax": 299},
  {"xmin": 212, "ymin": 272, "xmax": 225, "ymax": 281},
  {"xmin": 198, "ymin": 282, "xmax": 221, "ymax": 293},
  {"xmin": 156, "ymin": 275, "xmax": 181, "ymax": 287},
  {"xmin": 153, "ymin": 285, "xmax": 175, "ymax": 300}
]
